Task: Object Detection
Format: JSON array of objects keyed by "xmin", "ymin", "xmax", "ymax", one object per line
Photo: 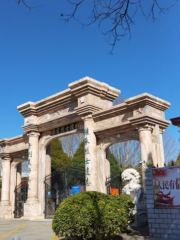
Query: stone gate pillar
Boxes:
[
  {"xmin": 26, "ymin": 132, "xmax": 40, "ymax": 203},
  {"xmin": 45, "ymin": 144, "xmax": 51, "ymax": 187},
  {"xmin": 138, "ymin": 124, "xmax": 153, "ymax": 189},
  {"xmin": 23, "ymin": 131, "xmax": 42, "ymax": 219},
  {"xmin": 0, "ymin": 156, "xmax": 12, "ymax": 219},
  {"xmin": 1, "ymin": 157, "xmax": 11, "ymax": 205},
  {"xmin": 17, "ymin": 163, "xmax": 22, "ymax": 187},
  {"xmin": 159, "ymin": 128, "xmax": 165, "ymax": 167},
  {"xmin": 83, "ymin": 115, "xmax": 97, "ymax": 191}
]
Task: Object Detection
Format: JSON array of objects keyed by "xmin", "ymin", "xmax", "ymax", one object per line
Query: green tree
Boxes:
[
  {"xmin": 71, "ymin": 142, "xmax": 121, "ymax": 188},
  {"xmin": 71, "ymin": 141, "xmax": 85, "ymax": 169},
  {"xmin": 51, "ymin": 139, "xmax": 71, "ymax": 170},
  {"xmin": 109, "ymin": 152, "xmax": 121, "ymax": 188},
  {"xmin": 72, "ymin": 142, "xmax": 121, "ymax": 177}
]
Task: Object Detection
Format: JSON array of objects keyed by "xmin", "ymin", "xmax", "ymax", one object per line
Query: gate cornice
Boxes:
[
  {"xmin": 0, "ymin": 134, "xmax": 28, "ymax": 158},
  {"xmin": 92, "ymin": 93, "xmax": 170, "ymax": 138}
]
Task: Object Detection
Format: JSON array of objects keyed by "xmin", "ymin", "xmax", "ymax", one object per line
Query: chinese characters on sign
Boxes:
[
  {"xmin": 153, "ymin": 167, "xmax": 180, "ymax": 208},
  {"xmin": 51, "ymin": 122, "xmax": 79, "ymax": 136},
  {"xmin": 84, "ymin": 128, "xmax": 91, "ymax": 187}
]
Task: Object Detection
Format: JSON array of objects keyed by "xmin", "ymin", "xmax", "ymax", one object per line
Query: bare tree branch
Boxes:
[
  {"xmin": 59, "ymin": 0, "xmax": 179, "ymax": 52},
  {"xmin": 17, "ymin": 0, "xmax": 38, "ymax": 10},
  {"xmin": 17, "ymin": 0, "xmax": 179, "ymax": 52}
]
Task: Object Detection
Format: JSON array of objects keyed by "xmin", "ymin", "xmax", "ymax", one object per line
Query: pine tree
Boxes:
[
  {"xmin": 71, "ymin": 142, "xmax": 121, "ymax": 188},
  {"xmin": 51, "ymin": 139, "xmax": 71, "ymax": 170},
  {"xmin": 71, "ymin": 141, "xmax": 85, "ymax": 168},
  {"xmin": 109, "ymin": 152, "xmax": 121, "ymax": 188}
]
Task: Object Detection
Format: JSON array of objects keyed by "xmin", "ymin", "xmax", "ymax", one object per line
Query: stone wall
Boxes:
[{"xmin": 146, "ymin": 168, "xmax": 180, "ymax": 240}]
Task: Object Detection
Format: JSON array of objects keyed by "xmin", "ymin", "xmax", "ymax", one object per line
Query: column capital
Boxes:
[
  {"xmin": 138, "ymin": 124, "xmax": 154, "ymax": 132},
  {"xmin": 159, "ymin": 128, "xmax": 165, "ymax": 134},
  {"xmin": 82, "ymin": 114, "xmax": 93, "ymax": 121},
  {"xmin": 1, "ymin": 155, "xmax": 12, "ymax": 162},
  {"xmin": 27, "ymin": 132, "xmax": 40, "ymax": 138}
]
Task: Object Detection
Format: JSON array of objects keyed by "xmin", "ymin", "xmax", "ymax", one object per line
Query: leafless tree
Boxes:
[
  {"xmin": 16, "ymin": 0, "xmax": 179, "ymax": 53},
  {"xmin": 163, "ymin": 130, "xmax": 179, "ymax": 164},
  {"xmin": 110, "ymin": 140, "xmax": 141, "ymax": 169},
  {"xmin": 59, "ymin": 133, "xmax": 84, "ymax": 158}
]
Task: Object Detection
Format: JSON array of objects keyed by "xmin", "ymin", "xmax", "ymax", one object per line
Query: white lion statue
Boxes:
[{"xmin": 122, "ymin": 168, "xmax": 142, "ymax": 204}]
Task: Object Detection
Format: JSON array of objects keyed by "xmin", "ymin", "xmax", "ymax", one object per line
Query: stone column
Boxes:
[
  {"xmin": 26, "ymin": 132, "xmax": 40, "ymax": 203},
  {"xmin": 0, "ymin": 157, "xmax": 12, "ymax": 219},
  {"xmin": 159, "ymin": 128, "xmax": 165, "ymax": 167},
  {"xmin": 1, "ymin": 157, "xmax": 11, "ymax": 205},
  {"xmin": 45, "ymin": 144, "xmax": 51, "ymax": 177},
  {"xmin": 10, "ymin": 162, "xmax": 18, "ymax": 216},
  {"xmin": 45, "ymin": 144, "xmax": 51, "ymax": 187},
  {"xmin": 96, "ymin": 146, "xmax": 109, "ymax": 193},
  {"xmin": 83, "ymin": 115, "xmax": 97, "ymax": 191},
  {"xmin": 23, "ymin": 132, "xmax": 42, "ymax": 219},
  {"xmin": 138, "ymin": 125, "xmax": 153, "ymax": 189},
  {"xmin": 17, "ymin": 163, "xmax": 22, "ymax": 187}
]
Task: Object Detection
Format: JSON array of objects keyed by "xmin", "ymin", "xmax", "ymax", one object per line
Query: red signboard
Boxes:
[
  {"xmin": 111, "ymin": 188, "xmax": 119, "ymax": 195},
  {"xmin": 152, "ymin": 167, "xmax": 180, "ymax": 208}
]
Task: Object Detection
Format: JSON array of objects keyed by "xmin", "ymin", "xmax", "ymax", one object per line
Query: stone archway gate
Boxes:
[{"xmin": 0, "ymin": 77, "xmax": 170, "ymax": 219}]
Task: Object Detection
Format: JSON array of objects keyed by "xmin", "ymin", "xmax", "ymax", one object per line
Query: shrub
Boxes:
[{"xmin": 52, "ymin": 191, "xmax": 134, "ymax": 240}]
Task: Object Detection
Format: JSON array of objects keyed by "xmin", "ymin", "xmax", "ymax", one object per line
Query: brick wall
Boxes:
[{"xmin": 146, "ymin": 168, "xmax": 180, "ymax": 240}]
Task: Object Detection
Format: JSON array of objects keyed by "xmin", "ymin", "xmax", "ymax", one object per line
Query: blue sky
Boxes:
[{"xmin": 0, "ymin": 0, "xmax": 180, "ymax": 148}]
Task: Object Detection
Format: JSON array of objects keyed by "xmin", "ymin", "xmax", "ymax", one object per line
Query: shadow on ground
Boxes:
[
  {"xmin": 57, "ymin": 226, "xmax": 149, "ymax": 240},
  {"xmin": 120, "ymin": 225, "xmax": 149, "ymax": 240}
]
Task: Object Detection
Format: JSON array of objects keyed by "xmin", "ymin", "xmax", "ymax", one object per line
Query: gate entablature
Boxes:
[
  {"xmin": 92, "ymin": 93, "xmax": 170, "ymax": 143},
  {"xmin": 0, "ymin": 134, "xmax": 28, "ymax": 159},
  {"xmin": 17, "ymin": 77, "xmax": 120, "ymax": 133}
]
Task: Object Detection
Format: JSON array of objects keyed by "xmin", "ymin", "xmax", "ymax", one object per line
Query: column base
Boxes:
[
  {"xmin": 0, "ymin": 200, "xmax": 10, "ymax": 206},
  {"xmin": 23, "ymin": 202, "xmax": 42, "ymax": 219},
  {"xmin": 0, "ymin": 204, "xmax": 12, "ymax": 219}
]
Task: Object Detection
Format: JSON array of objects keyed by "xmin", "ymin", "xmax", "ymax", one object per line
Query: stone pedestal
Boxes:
[
  {"xmin": 23, "ymin": 202, "xmax": 43, "ymax": 220},
  {"xmin": 0, "ymin": 205, "xmax": 12, "ymax": 219}
]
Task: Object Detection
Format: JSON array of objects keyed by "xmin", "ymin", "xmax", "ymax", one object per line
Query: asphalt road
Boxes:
[
  {"xmin": 0, "ymin": 220, "xmax": 149, "ymax": 240},
  {"xmin": 0, "ymin": 220, "xmax": 60, "ymax": 240}
]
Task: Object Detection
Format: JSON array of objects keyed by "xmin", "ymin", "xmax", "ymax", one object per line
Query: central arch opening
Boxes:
[{"xmin": 44, "ymin": 133, "xmax": 85, "ymax": 218}]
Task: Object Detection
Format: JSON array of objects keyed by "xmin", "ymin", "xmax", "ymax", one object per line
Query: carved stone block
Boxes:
[
  {"xmin": 24, "ymin": 202, "xmax": 41, "ymax": 217},
  {"xmin": 0, "ymin": 205, "xmax": 12, "ymax": 219}
]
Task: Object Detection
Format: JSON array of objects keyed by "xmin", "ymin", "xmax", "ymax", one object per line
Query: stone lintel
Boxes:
[
  {"xmin": 22, "ymin": 124, "xmax": 39, "ymax": 133},
  {"xmin": 75, "ymin": 104, "xmax": 102, "ymax": 116},
  {"xmin": 0, "ymin": 134, "xmax": 28, "ymax": 147},
  {"xmin": 125, "ymin": 93, "xmax": 170, "ymax": 111},
  {"xmin": 129, "ymin": 115, "xmax": 170, "ymax": 129},
  {"xmin": 17, "ymin": 77, "xmax": 120, "ymax": 118},
  {"xmin": 69, "ymin": 76, "xmax": 120, "ymax": 101},
  {"xmin": 0, "ymin": 150, "xmax": 28, "ymax": 159},
  {"xmin": 0, "ymin": 134, "xmax": 28, "ymax": 158},
  {"xmin": 92, "ymin": 103, "xmax": 127, "ymax": 120},
  {"xmin": 17, "ymin": 90, "xmax": 74, "ymax": 118},
  {"xmin": 22, "ymin": 113, "xmax": 82, "ymax": 133},
  {"xmin": 94, "ymin": 122, "xmax": 136, "ymax": 137}
]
